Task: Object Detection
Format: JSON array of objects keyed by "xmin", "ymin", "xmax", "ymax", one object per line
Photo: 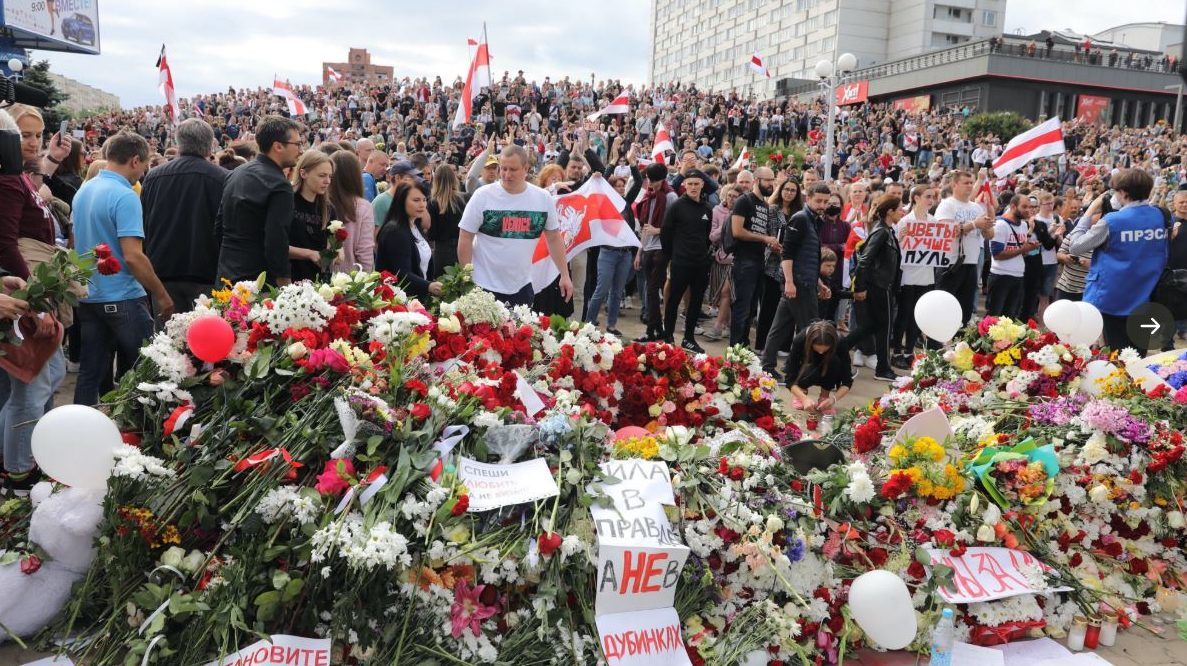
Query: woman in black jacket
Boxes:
[
  {"xmin": 843, "ymin": 193, "xmax": 903, "ymax": 382},
  {"xmin": 786, "ymin": 320, "xmax": 853, "ymax": 413},
  {"xmin": 377, "ymin": 182, "xmax": 442, "ymax": 300}
]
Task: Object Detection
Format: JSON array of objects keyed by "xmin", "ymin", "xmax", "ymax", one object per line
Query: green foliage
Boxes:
[
  {"xmin": 20, "ymin": 60, "xmax": 70, "ymax": 131},
  {"xmin": 747, "ymin": 141, "xmax": 808, "ymax": 172},
  {"xmin": 960, "ymin": 111, "xmax": 1033, "ymax": 142}
]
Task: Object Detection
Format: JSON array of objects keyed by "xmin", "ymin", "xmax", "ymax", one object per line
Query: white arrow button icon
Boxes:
[{"xmin": 1139, "ymin": 318, "xmax": 1161, "ymax": 335}]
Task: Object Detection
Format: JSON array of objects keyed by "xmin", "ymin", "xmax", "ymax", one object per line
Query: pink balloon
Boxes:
[
  {"xmin": 186, "ymin": 315, "xmax": 235, "ymax": 363},
  {"xmin": 614, "ymin": 426, "xmax": 651, "ymax": 441}
]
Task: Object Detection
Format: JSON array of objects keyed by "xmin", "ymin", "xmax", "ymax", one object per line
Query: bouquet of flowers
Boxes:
[
  {"xmin": 319, "ymin": 219, "xmax": 348, "ymax": 270},
  {"xmin": 1, "ymin": 246, "xmax": 95, "ymax": 347},
  {"xmin": 968, "ymin": 438, "xmax": 1058, "ymax": 508}
]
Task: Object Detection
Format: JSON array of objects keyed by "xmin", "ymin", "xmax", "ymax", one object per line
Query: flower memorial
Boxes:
[{"xmin": 3, "ymin": 268, "xmax": 1185, "ymax": 666}]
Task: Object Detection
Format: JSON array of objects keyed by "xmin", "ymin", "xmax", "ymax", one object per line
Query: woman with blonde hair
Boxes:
[
  {"xmin": 287, "ymin": 151, "xmax": 337, "ymax": 282},
  {"xmin": 426, "ymin": 164, "xmax": 465, "ymax": 278},
  {"xmin": 326, "ymin": 150, "xmax": 375, "ymax": 273}
]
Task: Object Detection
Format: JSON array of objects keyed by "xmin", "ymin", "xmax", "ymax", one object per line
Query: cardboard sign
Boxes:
[
  {"xmin": 457, "ymin": 457, "xmax": 559, "ymax": 512},
  {"xmin": 899, "ymin": 219, "xmax": 961, "ymax": 267},
  {"xmin": 203, "ymin": 635, "xmax": 331, "ymax": 666},
  {"xmin": 596, "ymin": 543, "xmax": 690, "ymax": 615},
  {"xmin": 599, "ymin": 459, "xmax": 676, "ymax": 507},
  {"xmin": 596, "ymin": 607, "xmax": 693, "ymax": 666},
  {"xmin": 927, "ymin": 547, "xmax": 1060, "ymax": 603},
  {"xmin": 590, "ymin": 502, "xmax": 683, "ymax": 548}
]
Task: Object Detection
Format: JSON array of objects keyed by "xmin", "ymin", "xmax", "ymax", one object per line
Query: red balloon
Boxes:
[
  {"xmin": 614, "ymin": 426, "xmax": 651, "ymax": 441},
  {"xmin": 186, "ymin": 315, "xmax": 235, "ymax": 363}
]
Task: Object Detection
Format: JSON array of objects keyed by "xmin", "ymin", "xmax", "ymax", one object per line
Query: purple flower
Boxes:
[{"xmin": 786, "ymin": 537, "xmax": 805, "ymax": 562}]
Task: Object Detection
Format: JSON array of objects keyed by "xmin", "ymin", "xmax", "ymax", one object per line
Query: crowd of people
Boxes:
[{"xmin": 1, "ymin": 70, "xmax": 1186, "ymax": 492}]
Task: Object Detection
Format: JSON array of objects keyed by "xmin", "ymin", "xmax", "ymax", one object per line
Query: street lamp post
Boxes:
[
  {"xmin": 815, "ymin": 52, "xmax": 858, "ymax": 182},
  {"xmin": 7, "ymin": 58, "xmax": 24, "ymax": 82}
]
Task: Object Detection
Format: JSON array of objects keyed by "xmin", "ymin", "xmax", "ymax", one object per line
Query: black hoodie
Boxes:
[{"xmin": 660, "ymin": 194, "xmax": 713, "ymax": 266}]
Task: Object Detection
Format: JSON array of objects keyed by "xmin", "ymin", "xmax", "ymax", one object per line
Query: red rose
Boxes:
[
  {"xmin": 334, "ymin": 228, "xmax": 348, "ymax": 242},
  {"xmin": 1068, "ymin": 553, "xmax": 1083, "ymax": 567},
  {"xmin": 20, "ymin": 554, "xmax": 42, "ymax": 575},
  {"xmin": 949, "ymin": 543, "xmax": 967, "ymax": 558},
  {"xmin": 410, "ymin": 402, "xmax": 432, "ymax": 420},
  {"xmin": 451, "ymin": 494, "xmax": 470, "ymax": 516},
  {"xmin": 906, "ymin": 560, "xmax": 926, "ymax": 579},
  {"xmin": 92, "ymin": 243, "xmax": 112, "ymax": 259},
  {"xmin": 97, "ymin": 256, "xmax": 122, "ymax": 275},
  {"xmin": 932, "ymin": 529, "xmax": 956, "ymax": 547},
  {"xmin": 867, "ymin": 547, "xmax": 889, "ymax": 566},
  {"xmin": 314, "ymin": 459, "xmax": 355, "ymax": 496},
  {"xmin": 538, "ymin": 531, "xmax": 563, "ymax": 557}
]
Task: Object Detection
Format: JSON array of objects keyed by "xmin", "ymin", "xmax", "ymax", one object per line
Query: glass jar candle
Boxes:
[
  {"xmin": 1067, "ymin": 615, "xmax": 1088, "ymax": 651},
  {"xmin": 1098, "ymin": 611, "xmax": 1120, "ymax": 647},
  {"xmin": 1084, "ymin": 615, "xmax": 1102, "ymax": 649}
]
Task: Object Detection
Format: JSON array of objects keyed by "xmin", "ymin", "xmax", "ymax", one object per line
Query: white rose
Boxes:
[
  {"xmin": 437, "ymin": 315, "xmax": 462, "ymax": 334},
  {"xmin": 1168, "ymin": 511, "xmax": 1186, "ymax": 530},
  {"xmin": 318, "ymin": 284, "xmax": 336, "ymax": 302},
  {"xmin": 288, "ymin": 342, "xmax": 308, "ymax": 360},
  {"xmin": 976, "ymin": 524, "xmax": 996, "ymax": 542},
  {"xmin": 765, "ymin": 515, "xmax": 784, "ymax": 534},
  {"xmin": 1089, "ymin": 485, "xmax": 1111, "ymax": 505},
  {"xmin": 327, "ymin": 219, "xmax": 344, "ymax": 233},
  {"xmin": 159, "ymin": 546, "xmax": 185, "ymax": 569},
  {"xmin": 180, "ymin": 550, "xmax": 207, "ymax": 575}
]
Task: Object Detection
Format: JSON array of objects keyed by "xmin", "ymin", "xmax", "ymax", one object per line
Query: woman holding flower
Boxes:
[
  {"xmin": 784, "ymin": 320, "xmax": 852, "ymax": 414},
  {"xmin": 288, "ymin": 151, "xmax": 337, "ymax": 282},
  {"xmin": 326, "ymin": 151, "xmax": 375, "ymax": 273}
]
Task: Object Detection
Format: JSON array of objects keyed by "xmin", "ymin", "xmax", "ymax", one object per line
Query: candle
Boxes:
[
  {"xmin": 1067, "ymin": 615, "xmax": 1087, "ymax": 651},
  {"xmin": 1099, "ymin": 612, "xmax": 1119, "ymax": 647},
  {"xmin": 1084, "ymin": 615, "xmax": 1102, "ymax": 649}
]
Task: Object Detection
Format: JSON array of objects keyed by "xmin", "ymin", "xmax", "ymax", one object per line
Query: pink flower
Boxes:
[
  {"xmin": 450, "ymin": 578, "xmax": 498, "ymax": 638},
  {"xmin": 299, "ymin": 347, "xmax": 350, "ymax": 374},
  {"xmin": 1175, "ymin": 386, "xmax": 1187, "ymax": 405},
  {"xmin": 978, "ymin": 316, "xmax": 999, "ymax": 336},
  {"xmin": 315, "ymin": 459, "xmax": 355, "ymax": 496}
]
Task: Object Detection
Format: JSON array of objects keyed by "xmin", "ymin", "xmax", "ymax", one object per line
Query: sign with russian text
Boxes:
[
  {"xmin": 1075, "ymin": 95, "xmax": 1110, "ymax": 125},
  {"xmin": 596, "ymin": 543, "xmax": 690, "ymax": 615},
  {"xmin": 203, "ymin": 635, "xmax": 330, "ymax": 666},
  {"xmin": 893, "ymin": 95, "xmax": 932, "ymax": 113},
  {"xmin": 590, "ymin": 502, "xmax": 683, "ymax": 547},
  {"xmin": 899, "ymin": 219, "xmax": 961, "ymax": 267},
  {"xmin": 835, "ymin": 80, "xmax": 869, "ymax": 106},
  {"xmin": 927, "ymin": 547, "xmax": 1062, "ymax": 603},
  {"xmin": 599, "ymin": 459, "xmax": 676, "ymax": 507},
  {"xmin": 457, "ymin": 457, "xmax": 559, "ymax": 512},
  {"xmin": 596, "ymin": 607, "xmax": 694, "ymax": 666}
]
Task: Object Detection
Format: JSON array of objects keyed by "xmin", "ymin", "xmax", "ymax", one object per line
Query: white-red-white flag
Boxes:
[
  {"xmin": 991, "ymin": 117, "xmax": 1065, "ymax": 177},
  {"xmin": 273, "ymin": 78, "xmax": 307, "ymax": 116},
  {"xmin": 732, "ymin": 148, "xmax": 751, "ymax": 170},
  {"xmin": 529, "ymin": 175, "xmax": 641, "ymax": 292},
  {"xmin": 650, "ymin": 122, "xmax": 673, "ymax": 163},
  {"xmin": 588, "ymin": 92, "xmax": 630, "ymax": 120},
  {"xmin": 156, "ymin": 44, "xmax": 180, "ymax": 125},
  {"xmin": 452, "ymin": 41, "xmax": 492, "ymax": 128},
  {"xmin": 748, "ymin": 51, "xmax": 770, "ymax": 78},
  {"xmin": 467, "ymin": 38, "xmax": 479, "ymax": 47},
  {"xmin": 326, "ymin": 66, "xmax": 343, "ymax": 82}
]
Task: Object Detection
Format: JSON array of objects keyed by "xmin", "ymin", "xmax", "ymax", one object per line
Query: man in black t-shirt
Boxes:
[{"xmin": 728, "ymin": 167, "xmax": 781, "ymax": 346}]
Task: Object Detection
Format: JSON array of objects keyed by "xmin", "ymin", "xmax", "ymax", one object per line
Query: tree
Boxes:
[
  {"xmin": 960, "ymin": 111, "xmax": 1032, "ymax": 142},
  {"xmin": 20, "ymin": 59, "xmax": 70, "ymax": 135}
]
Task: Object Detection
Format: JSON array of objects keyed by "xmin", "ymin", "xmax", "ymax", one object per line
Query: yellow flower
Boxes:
[
  {"xmin": 889, "ymin": 445, "xmax": 908, "ymax": 465},
  {"xmin": 993, "ymin": 348, "xmax": 1021, "ymax": 366},
  {"xmin": 614, "ymin": 436, "xmax": 660, "ymax": 460},
  {"xmin": 988, "ymin": 320, "xmax": 1025, "ymax": 343},
  {"xmin": 750, "ymin": 387, "xmax": 763, "ymax": 402}
]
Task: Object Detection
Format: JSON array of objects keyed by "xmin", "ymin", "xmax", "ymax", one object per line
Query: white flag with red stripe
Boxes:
[
  {"xmin": 273, "ymin": 78, "xmax": 307, "ymax": 116},
  {"xmin": 588, "ymin": 92, "xmax": 630, "ymax": 120},
  {"xmin": 991, "ymin": 117, "xmax": 1065, "ymax": 177},
  {"xmin": 650, "ymin": 122, "xmax": 673, "ymax": 163},
  {"xmin": 156, "ymin": 45, "xmax": 180, "ymax": 125},
  {"xmin": 529, "ymin": 175, "xmax": 641, "ymax": 292},
  {"xmin": 748, "ymin": 51, "xmax": 770, "ymax": 78},
  {"xmin": 326, "ymin": 66, "xmax": 343, "ymax": 82},
  {"xmin": 452, "ymin": 41, "xmax": 492, "ymax": 128},
  {"xmin": 732, "ymin": 148, "xmax": 751, "ymax": 170}
]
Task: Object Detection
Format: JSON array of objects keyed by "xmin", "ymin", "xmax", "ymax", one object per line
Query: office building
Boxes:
[{"xmin": 648, "ymin": 0, "xmax": 1006, "ymax": 96}]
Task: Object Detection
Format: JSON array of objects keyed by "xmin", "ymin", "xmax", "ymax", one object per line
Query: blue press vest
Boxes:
[{"xmin": 1083, "ymin": 205, "xmax": 1168, "ymax": 316}]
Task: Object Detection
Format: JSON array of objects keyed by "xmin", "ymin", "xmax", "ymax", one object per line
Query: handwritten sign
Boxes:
[
  {"xmin": 899, "ymin": 219, "xmax": 960, "ymax": 267},
  {"xmin": 596, "ymin": 543, "xmax": 690, "ymax": 615},
  {"xmin": 457, "ymin": 457, "xmax": 559, "ymax": 512},
  {"xmin": 596, "ymin": 607, "xmax": 693, "ymax": 666},
  {"xmin": 599, "ymin": 459, "xmax": 676, "ymax": 507},
  {"xmin": 927, "ymin": 547, "xmax": 1061, "ymax": 604},
  {"xmin": 590, "ymin": 501, "xmax": 682, "ymax": 548},
  {"xmin": 203, "ymin": 635, "xmax": 331, "ymax": 666}
]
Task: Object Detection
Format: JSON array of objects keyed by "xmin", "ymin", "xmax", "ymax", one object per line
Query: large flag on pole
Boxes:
[
  {"xmin": 748, "ymin": 52, "xmax": 771, "ymax": 78},
  {"xmin": 588, "ymin": 92, "xmax": 630, "ymax": 120},
  {"xmin": 650, "ymin": 122, "xmax": 673, "ymax": 163},
  {"xmin": 156, "ymin": 45, "xmax": 180, "ymax": 125},
  {"xmin": 272, "ymin": 78, "xmax": 307, "ymax": 116},
  {"xmin": 991, "ymin": 117, "xmax": 1065, "ymax": 177},
  {"xmin": 452, "ymin": 41, "xmax": 492, "ymax": 128},
  {"xmin": 529, "ymin": 175, "xmax": 641, "ymax": 292}
]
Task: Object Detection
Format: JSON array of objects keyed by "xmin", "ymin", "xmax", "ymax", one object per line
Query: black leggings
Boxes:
[
  {"xmin": 755, "ymin": 274, "xmax": 782, "ymax": 351},
  {"xmin": 894, "ymin": 284, "xmax": 933, "ymax": 353},
  {"xmin": 843, "ymin": 287, "xmax": 893, "ymax": 374},
  {"xmin": 665, "ymin": 263, "xmax": 710, "ymax": 341}
]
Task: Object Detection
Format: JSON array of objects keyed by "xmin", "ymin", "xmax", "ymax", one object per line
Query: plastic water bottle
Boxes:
[{"xmin": 928, "ymin": 608, "xmax": 956, "ymax": 666}]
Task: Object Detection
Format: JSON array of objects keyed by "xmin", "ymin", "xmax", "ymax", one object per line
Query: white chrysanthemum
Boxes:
[
  {"xmin": 843, "ymin": 461, "xmax": 876, "ymax": 504},
  {"xmin": 111, "ymin": 444, "xmax": 174, "ymax": 481},
  {"xmin": 249, "ymin": 282, "xmax": 337, "ymax": 332},
  {"xmin": 135, "ymin": 381, "xmax": 193, "ymax": 406},
  {"xmin": 367, "ymin": 310, "xmax": 431, "ymax": 345},
  {"xmin": 256, "ymin": 487, "xmax": 317, "ymax": 525},
  {"xmin": 143, "ymin": 332, "xmax": 197, "ymax": 382},
  {"xmin": 968, "ymin": 595, "xmax": 1044, "ymax": 627},
  {"xmin": 439, "ymin": 289, "xmax": 510, "ymax": 326}
]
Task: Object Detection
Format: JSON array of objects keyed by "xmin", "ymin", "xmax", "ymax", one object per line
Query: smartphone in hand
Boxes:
[{"xmin": 59, "ymin": 120, "xmax": 69, "ymax": 147}]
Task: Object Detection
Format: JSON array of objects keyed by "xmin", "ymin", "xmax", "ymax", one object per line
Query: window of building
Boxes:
[{"xmin": 982, "ymin": 10, "xmax": 996, "ymax": 26}]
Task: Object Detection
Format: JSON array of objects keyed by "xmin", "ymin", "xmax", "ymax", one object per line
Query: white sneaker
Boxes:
[
  {"xmin": 852, "ymin": 351, "xmax": 866, "ymax": 367},
  {"xmin": 621, "ymin": 297, "xmax": 634, "ymax": 310},
  {"xmin": 865, "ymin": 355, "xmax": 878, "ymax": 370},
  {"xmin": 777, "ymin": 350, "xmax": 789, "ymax": 358}
]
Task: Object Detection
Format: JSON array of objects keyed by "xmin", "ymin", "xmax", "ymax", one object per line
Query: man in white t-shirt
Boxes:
[
  {"xmin": 987, "ymin": 194, "xmax": 1039, "ymax": 318},
  {"xmin": 458, "ymin": 145, "xmax": 573, "ymax": 306},
  {"xmin": 934, "ymin": 170, "xmax": 994, "ymax": 324}
]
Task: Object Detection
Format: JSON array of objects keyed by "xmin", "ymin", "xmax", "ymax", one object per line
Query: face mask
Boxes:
[
  {"xmin": 825, "ymin": 205, "xmax": 842, "ymax": 217},
  {"xmin": 1109, "ymin": 193, "xmax": 1124, "ymax": 210}
]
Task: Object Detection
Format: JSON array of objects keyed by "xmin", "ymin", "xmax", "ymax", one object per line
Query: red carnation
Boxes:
[
  {"xmin": 92, "ymin": 243, "xmax": 112, "ymax": 259},
  {"xmin": 880, "ymin": 471, "xmax": 914, "ymax": 500},
  {"xmin": 450, "ymin": 494, "xmax": 470, "ymax": 516},
  {"xmin": 538, "ymin": 531, "xmax": 563, "ymax": 557},
  {"xmin": 97, "ymin": 256, "xmax": 122, "ymax": 275},
  {"xmin": 410, "ymin": 402, "xmax": 432, "ymax": 421}
]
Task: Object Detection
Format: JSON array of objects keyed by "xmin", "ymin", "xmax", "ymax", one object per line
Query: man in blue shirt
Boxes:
[
  {"xmin": 72, "ymin": 132, "xmax": 173, "ymax": 405},
  {"xmin": 361, "ymin": 148, "xmax": 389, "ymax": 202}
]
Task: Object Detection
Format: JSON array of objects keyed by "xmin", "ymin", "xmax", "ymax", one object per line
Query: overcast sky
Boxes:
[{"xmin": 29, "ymin": 0, "xmax": 1187, "ymax": 108}]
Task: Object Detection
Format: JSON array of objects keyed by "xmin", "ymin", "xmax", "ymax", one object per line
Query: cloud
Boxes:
[{"xmin": 30, "ymin": 0, "xmax": 1181, "ymax": 109}]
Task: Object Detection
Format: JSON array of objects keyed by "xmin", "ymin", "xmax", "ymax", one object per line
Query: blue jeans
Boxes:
[
  {"xmin": 0, "ymin": 349, "xmax": 65, "ymax": 474},
  {"xmin": 730, "ymin": 255, "xmax": 764, "ymax": 347},
  {"xmin": 585, "ymin": 248, "xmax": 634, "ymax": 328},
  {"xmin": 75, "ymin": 298, "xmax": 154, "ymax": 406}
]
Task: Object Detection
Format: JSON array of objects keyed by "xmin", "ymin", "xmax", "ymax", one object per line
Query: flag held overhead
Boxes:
[{"xmin": 991, "ymin": 117, "xmax": 1065, "ymax": 178}]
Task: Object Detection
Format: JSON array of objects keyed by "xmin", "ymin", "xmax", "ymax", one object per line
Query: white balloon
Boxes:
[
  {"xmin": 1071, "ymin": 301, "xmax": 1104, "ymax": 347},
  {"xmin": 914, "ymin": 289, "xmax": 963, "ymax": 343},
  {"xmin": 1043, "ymin": 299, "xmax": 1081, "ymax": 341},
  {"xmin": 848, "ymin": 570, "xmax": 918, "ymax": 649},
  {"xmin": 1080, "ymin": 360, "xmax": 1117, "ymax": 397},
  {"xmin": 31, "ymin": 405, "xmax": 121, "ymax": 489}
]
